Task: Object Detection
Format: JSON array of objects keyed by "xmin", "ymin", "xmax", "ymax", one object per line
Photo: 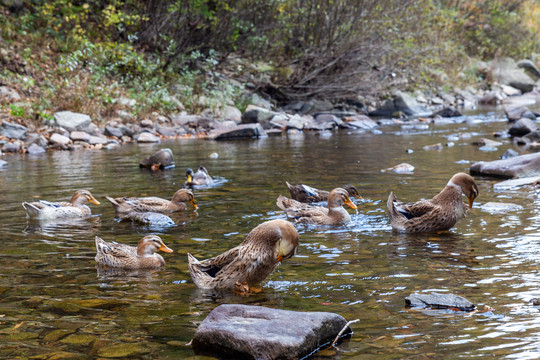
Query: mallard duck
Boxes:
[
  {"xmin": 106, "ymin": 189, "xmax": 197, "ymax": 214},
  {"xmin": 277, "ymin": 187, "xmax": 358, "ymax": 225},
  {"xmin": 95, "ymin": 235, "xmax": 173, "ymax": 269},
  {"xmin": 387, "ymin": 172, "xmax": 479, "ymax": 233},
  {"xmin": 22, "ymin": 190, "xmax": 100, "ymax": 220},
  {"xmin": 188, "ymin": 219, "xmax": 299, "ymax": 291},
  {"xmin": 185, "ymin": 166, "xmax": 213, "ymax": 187},
  {"xmin": 286, "ymin": 182, "xmax": 362, "ymax": 203}
]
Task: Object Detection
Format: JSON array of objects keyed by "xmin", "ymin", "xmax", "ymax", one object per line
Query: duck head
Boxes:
[
  {"xmin": 171, "ymin": 188, "xmax": 197, "ymax": 209},
  {"xmin": 448, "ymin": 172, "xmax": 479, "ymax": 208},
  {"xmin": 137, "ymin": 235, "xmax": 173, "ymax": 256},
  {"xmin": 71, "ymin": 190, "xmax": 100, "ymax": 206}
]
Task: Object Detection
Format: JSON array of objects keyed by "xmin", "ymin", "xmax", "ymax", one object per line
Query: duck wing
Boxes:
[{"xmin": 393, "ymin": 199, "xmax": 437, "ymax": 220}]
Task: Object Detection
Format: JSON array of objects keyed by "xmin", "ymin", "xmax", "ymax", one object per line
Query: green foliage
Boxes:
[{"xmin": 9, "ymin": 104, "xmax": 24, "ymax": 117}]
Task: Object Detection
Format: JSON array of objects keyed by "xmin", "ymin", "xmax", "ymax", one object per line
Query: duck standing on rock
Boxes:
[
  {"xmin": 387, "ymin": 172, "xmax": 479, "ymax": 233},
  {"xmin": 285, "ymin": 181, "xmax": 362, "ymax": 203},
  {"xmin": 106, "ymin": 189, "xmax": 197, "ymax": 214},
  {"xmin": 22, "ymin": 190, "xmax": 100, "ymax": 220},
  {"xmin": 188, "ymin": 219, "xmax": 299, "ymax": 293},
  {"xmin": 184, "ymin": 166, "xmax": 213, "ymax": 187},
  {"xmin": 277, "ymin": 187, "xmax": 358, "ymax": 225},
  {"xmin": 95, "ymin": 235, "xmax": 173, "ymax": 269}
]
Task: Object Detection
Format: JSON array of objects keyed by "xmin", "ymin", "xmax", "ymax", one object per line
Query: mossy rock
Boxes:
[
  {"xmin": 97, "ymin": 343, "xmax": 151, "ymax": 358},
  {"xmin": 29, "ymin": 351, "xmax": 86, "ymax": 360},
  {"xmin": 9, "ymin": 332, "xmax": 39, "ymax": 340},
  {"xmin": 43, "ymin": 329, "xmax": 75, "ymax": 342},
  {"xmin": 60, "ymin": 333, "xmax": 97, "ymax": 346}
]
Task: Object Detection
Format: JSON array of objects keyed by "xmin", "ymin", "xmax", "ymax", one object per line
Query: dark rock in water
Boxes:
[
  {"xmin": 192, "ymin": 304, "xmax": 351, "ymax": 360},
  {"xmin": 0, "ymin": 120, "xmax": 28, "ymax": 140},
  {"xmin": 508, "ymin": 118, "xmax": 538, "ymax": 137},
  {"xmin": 531, "ymin": 298, "xmax": 540, "ymax": 306},
  {"xmin": 211, "ymin": 123, "xmax": 266, "ymax": 140},
  {"xmin": 139, "ymin": 148, "xmax": 174, "ymax": 170},
  {"xmin": 26, "ymin": 143, "xmax": 46, "ymax": 154},
  {"xmin": 405, "ymin": 292, "xmax": 475, "ymax": 312},
  {"xmin": 121, "ymin": 212, "xmax": 175, "ymax": 227},
  {"xmin": 504, "ymin": 105, "xmax": 536, "ymax": 122},
  {"xmin": 369, "ymin": 91, "xmax": 432, "ymax": 118},
  {"xmin": 242, "ymin": 105, "xmax": 279, "ymax": 128},
  {"xmin": 433, "ymin": 107, "xmax": 462, "ymax": 118},
  {"xmin": 470, "ymin": 152, "xmax": 540, "ymax": 178},
  {"xmin": 501, "ymin": 148, "xmax": 519, "ymax": 159}
]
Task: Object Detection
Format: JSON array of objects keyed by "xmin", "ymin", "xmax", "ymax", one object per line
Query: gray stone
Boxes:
[
  {"xmin": 139, "ymin": 148, "xmax": 174, "ymax": 170},
  {"xmin": 315, "ymin": 114, "xmax": 341, "ymax": 127},
  {"xmin": 104, "ymin": 126, "xmax": 123, "ymax": 138},
  {"xmin": 405, "ymin": 292, "xmax": 475, "ymax": 312},
  {"xmin": 70, "ymin": 131, "xmax": 91, "ymax": 142},
  {"xmin": 470, "ymin": 152, "xmax": 540, "ymax": 178},
  {"xmin": 0, "ymin": 159, "xmax": 6, "ymax": 167},
  {"xmin": 140, "ymin": 119, "xmax": 153, "ymax": 128},
  {"xmin": 211, "ymin": 123, "xmax": 266, "ymax": 140},
  {"xmin": 369, "ymin": 91, "xmax": 432, "ymax": 117},
  {"xmin": 170, "ymin": 114, "xmax": 200, "ymax": 127},
  {"xmin": 493, "ymin": 175, "xmax": 540, "ymax": 190},
  {"xmin": 478, "ymin": 90, "xmax": 503, "ymax": 105},
  {"xmin": 508, "ymin": 118, "xmax": 538, "ymax": 137},
  {"xmin": 472, "ymin": 138, "xmax": 502, "ymax": 147},
  {"xmin": 517, "ymin": 59, "xmax": 540, "ymax": 80},
  {"xmin": 242, "ymin": 105, "xmax": 280, "ymax": 128},
  {"xmin": 286, "ymin": 115, "xmax": 306, "ymax": 130},
  {"xmin": 25, "ymin": 133, "xmax": 48, "ymax": 148},
  {"xmin": 26, "ymin": 143, "xmax": 46, "ymax": 154},
  {"xmin": 0, "ymin": 120, "xmax": 28, "ymax": 140},
  {"xmin": 192, "ymin": 304, "xmax": 351, "ymax": 360},
  {"xmin": 269, "ymin": 114, "xmax": 289, "ymax": 129},
  {"xmin": 502, "ymin": 92, "xmax": 540, "ymax": 107},
  {"xmin": 501, "ymin": 148, "xmax": 520, "ymax": 160},
  {"xmin": 220, "ymin": 105, "xmax": 242, "ymax": 123},
  {"xmin": 504, "ymin": 105, "xmax": 536, "ymax": 121},
  {"xmin": 53, "ymin": 111, "xmax": 91, "ymax": 132},
  {"xmin": 88, "ymin": 135, "xmax": 109, "ymax": 145},
  {"xmin": 0, "ymin": 86, "xmax": 21, "ymax": 101},
  {"xmin": 501, "ymin": 84, "xmax": 522, "ymax": 96},
  {"xmin": 156, "ymin": 126, "xmax": 177, "ymax": 137},
  {"xmin": 345, "ymin": 115, "xmax": 378, "ymax": 129},
  {"xmin": 136, "ymin": 132, "xmax": 161, "ymax": 143},
  {"xmin": 433, "ymin": 107, "xmax": 462, "ymax": 118},
  {"xmin": 3, "ymin": 141, "xmax": 21, "ymax": 153},
  {"xmin": 49, "ymin": 133, "xmax": 71, "ymax": 146},
  {"xmin": 489, "ymin": 57, "xmax": 536, "ymax": 93}
]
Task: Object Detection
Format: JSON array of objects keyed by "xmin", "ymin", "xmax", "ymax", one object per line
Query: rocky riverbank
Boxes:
[{"xmin": 1, "ymin": 57, "xmax": 540, "ymax": 160}]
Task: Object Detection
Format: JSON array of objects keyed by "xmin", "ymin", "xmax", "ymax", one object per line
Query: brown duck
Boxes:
[
  {"xmin": 22, "ymin": 190, "xmax": 100, "ymax": 220},
  {"xmin": 387, "ymin": 172, "xmax": 479, "ymax": 233},
  {"xmin": 106, "ymin": 189, "xmax": 197, "ymax": 214},
  {"xmin": 187, "ymin": 219, "xmax": 299, "ymax": 291},
  {"xmin": 277, "ymin": 187, "xmax": 358, "ymax": 225},
  {"xmin": 95, "ymin": 235, "xmax": 173, "ymax": 269},
  {"xmin": 285, "ymin": 181, "xmax": 362, "ymax": 203}
]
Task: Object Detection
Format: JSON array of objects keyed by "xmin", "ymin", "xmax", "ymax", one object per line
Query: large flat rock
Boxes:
[
  {"xmin": 210, "ymin": 123, "xmax": 266, "ymax": 140},
  {"xmin": 192, "ymin": 304, "xmax": 351, "ymax": 360},
  {"xmin": 405, "ymin": 292, "xmax": 475, "ymax": 312},
  {"xmin": 53, "ymin": 111, "xmax": 92, "ymax": 132},
  {"xmin": 470, "ymin": 152, "xmax": 540, "ymax": 178}
]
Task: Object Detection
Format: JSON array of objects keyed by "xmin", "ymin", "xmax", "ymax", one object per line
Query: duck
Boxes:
[
  {"xmin": 187, "ymin": 219, "xmax": 299, "ymax": 292},
  {"xmin": 95, "ymin": 235, "xmax": 173, "ymax": 269},
  {"xmin": 22, "ymin": 190, "xmax": 100, "ymax": 220},
  {"xmin": 276, "ymin": 187, "xmax": 358, "ymax": 225},
  {"xmin": 387, "ymin": 172, "xmax": 479, "ymax": 233},
  {"xmin": 184, "ymin": 166, "xmax": 213, "ymax": 187},
  {"xmin": 106, "ymin": 189, "xmax": 197, "ymax": 214},
  {"xmin": 285, "ymin": 181, "xmax": 362, "ymax": 203}
]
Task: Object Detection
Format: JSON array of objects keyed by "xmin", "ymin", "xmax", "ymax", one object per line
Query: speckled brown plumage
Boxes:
[
  {"xmin": 185, "ymin": 166, "xmax": 213, "ymax": 187},
  {"xmin": 286, "ymin": 182, "xmax": 362, "ymax": 203},
  {"xmin": 22, "ymin": 190, "xmax": 100, "ymax": 220},
  {"xmin": 95, "ymin": 235, "xmax": 173, "ymax": 269},
  {"xmin": 106, "ymin": 189, "xmax": 197, "ymax": 214},
  {"xmin": 387, "ymin": 172, "xmax": 479, "ymax": 233},
  {"xmin": 277, "ymin": 188, "xmax": 358, "ymax": 225},
  {"xmin": 188, "ymin": 219, "xmax": 299, "ymax": 290}
]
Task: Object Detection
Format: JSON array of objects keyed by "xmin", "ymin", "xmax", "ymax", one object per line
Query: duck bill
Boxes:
[
  {"xmin": 344, "ymin": 197, "xmax": 357, "ymax": 210},
  {"xmin": 186, "ymin": 174, "xmax": 193, "ymax": 183},
  {"xmin": 190, "ymin": 199, "xmax": 198, "ymax": 209},
  {"xmin": 468, "ymin": 197, "xmax": 474, "ymax": 209},
  {"xmin": 89, "ymin": 196, "xmax": 101, "ymax": 205},
  {"xmin": 159, "ymin": 244, "xmax": 174, "ymax": 253},
  {"xmin": 354, "ymin": 194, "xmax": 363, "ymax": 200},
  {"xmin": 276, "ymin": 254, "xmax": 283, "ymax": 263}
]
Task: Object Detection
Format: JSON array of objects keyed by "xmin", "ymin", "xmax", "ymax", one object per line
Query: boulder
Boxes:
[
  {"xmin": 405, "ymin": 292, "xmax": 475, "ymax": 312},
  {"xmin": 508, "ymin": 118, "xmax": 538, "ymax": 137},
  {"xmin": 26, "ymin": 143, "xmax": 46, "ymax": 154},
  {"xmin": 3, "ymin": 141, "xmax": 21, "ymax": 153},
  {"xmin": 139, "ymin": 148, "xmax": 174, "ymax": 170},
  {"xmin": 286, "ymin": 115, "xmax": 307, "ymax": 130},
  {"xmin": 220, "ymin": 105, "xmax": 242, "ymax": 123},
  {"xmin": 0, "ymin": 120, "xmax": 28, "ymax": 140},
  {"xmin": 88, "ymin": 135, "xmax": 109, "ymax": 145},
  {"xmin": 471, "ymin": 138, "xmax": 502, "ymax": 147},
  {"xmin": 53, "ymin": 111, "xmax": 91, "ymax": 132},
  {"xmin": 517, "ymin": 59, "xmax": 540, "ymax": 80},
  {"xmin": 502, "ymin": 91, "xmax": 540, "ymax": 107},
  {"xmin": 242, "ymin": 105, "xmax": 280, "ymax": 128},
  {"xmin": 211, "ymin": 123, "xmax": 266, "ymax": 140},
  {"xmin": 489, "ymin": 57, "xmax": 536, "ymax": 93},
  {"xmin": 25, "ymin": 133, "xmax": 48, "ymax": 148},
  {"xmin": 70, "ymin": 131, "xmax": 91, "ymax": 143},
  {"xmin": 140, "ymin": 119, "xmax": 153, "ymax": 128},
  {"xmin": 156, "ymin": 126, "xmax": 177, "ymax": 137},
  {"xmin": 192, "ymin": 304, "xmax": 351, "ymax": 360},
  {"xmin": 433, "ymin": 107, "xmax": 462, "ymax": 118},
  {"xmin": 345, "ymin": 115, "xmax": 378, "ymax": 129},
  {"xmin": 493, "ymin": 175, "xmax": 540, "ymax": 190},
  {"xmin": 369, "ymin": 91, "xmax": 432, "ymax": 118},
  {"xmin": 504, "ymin": 105, "xmax": 536, "ymax": 121},
  {"xmin": 470, "ymin": 152, "xmax": 540, "ymax": 178},
  {"xmin": 49, "ymin": 133, "xmax": 71, "ymax": 146},
  {"xmin": 478, "ymin": 90, "xmax": 503, "ymax": 105},
  {"xmin": 501, "ymin": 84, "xmax": 522, "ymax": 96},
  {"xmin": 136, "ymin": 132, "xmax": 161, "ymax": 143},
  {"xmin": 104, "ymin": 126, "xmax": 123, "ymax": 138}
]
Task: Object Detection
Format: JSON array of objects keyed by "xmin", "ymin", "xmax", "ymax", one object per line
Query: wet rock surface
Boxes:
[
  {"xmin": 211, "ymin": 123, "xmax": 266, "ymax": 140},
  {"xmin": 192, "ymin": 304, "xmax": 351, "ymax": 360},
  {"xmin": 405, "ymin": 292, "xmax": 476, "ymax": 312},
  {"xmin": 470, "ymin": 152, "xmax": 540, "ymax": 178},
  {"xmin": 139, "ymin": 148, "xmax": 174, "ymax": 170}
]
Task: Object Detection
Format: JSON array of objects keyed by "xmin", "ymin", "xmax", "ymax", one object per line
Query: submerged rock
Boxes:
[
  {"xmin": 481, "ymin": 202, "xmax": 523, "ymax": 213},
  {"xmin": 192, "ymin": 304, "xmax": 351, "ymax": 360},
  {"xmin": 97, "ymin": 343, "xmax": 150, "ymax": 358},
  {"xmin": 470, "ymin": 152, "xmax": 540, "ymax": 178},
  {"xmin": 405, "ymin": 292, "xmax": 475, "ymax": 312},
  {"xmin": 493, "ymin": 176, "xmax": 540, "ymax": 190},
  {"xmin": 139, "ymin": 148, "xmax": 174, "ymax": 170},
  {"xmin": 508, "ymin": 118, "xmax": 538, "ymax": 137}
]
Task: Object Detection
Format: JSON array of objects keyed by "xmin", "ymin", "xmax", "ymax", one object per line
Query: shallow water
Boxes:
[{"xmin": 1, "ymin": 109, "xmax": 540, "ymax": 359}]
